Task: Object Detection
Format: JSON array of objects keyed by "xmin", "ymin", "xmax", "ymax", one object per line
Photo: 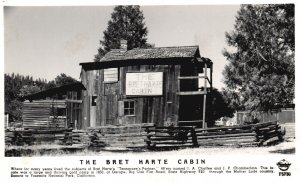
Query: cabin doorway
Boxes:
[{"xmin": 178, "ymin": 95, "xmax": 202, "ymax": 127}]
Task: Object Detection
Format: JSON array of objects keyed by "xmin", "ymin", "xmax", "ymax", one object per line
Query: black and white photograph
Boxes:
[{"xmin": 0, "ymin": 0, "xmax": 298, "ymax": 182}]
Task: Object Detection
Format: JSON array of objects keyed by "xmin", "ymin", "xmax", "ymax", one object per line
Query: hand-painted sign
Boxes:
[{"xmin": 126, "ymin": 72, "xmax": 163, "ymax": 96}]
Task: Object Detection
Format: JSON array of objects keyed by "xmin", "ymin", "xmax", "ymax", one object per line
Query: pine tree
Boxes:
[
  {"xmin": 94, "ymin": 5, "xmax": 149, "ymax": 61},
  {"xmin": 223, "ymin": 4, "xmax": 294, "ymax": 113}
]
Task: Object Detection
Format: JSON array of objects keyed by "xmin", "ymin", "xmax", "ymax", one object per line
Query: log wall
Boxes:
[{"xmin": 23, "ymin": 100, "xmax": 67, "ymax": 129}]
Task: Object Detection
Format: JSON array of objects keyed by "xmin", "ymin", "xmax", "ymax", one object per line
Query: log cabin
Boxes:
[
  {"xmin": 22, "ymin": 82, "xmax": 86, "ymax": 129},
  {"xmin": 79, "ymin": 40, "xmax": 213, "ymax": 130}
]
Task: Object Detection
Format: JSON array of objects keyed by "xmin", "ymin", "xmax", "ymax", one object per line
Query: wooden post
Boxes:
[
  {"xmin": 202, "ymin": 63, "xmax": 207, "ymax": 129},
  {"xmin": 191, "ymin": 127, "xmax": 199, "ymax": 147},
  {"xmin": 177, "ymin": 77, "xmax": 180, "ymax": 92},
  {"xmin": 5, "ymin": 113, "xmax": 9, "ymax": 128},
  {"xmin": 74, "ymin": 120, "xmax": 77, "ymax": 130},
  {"xmin": 210, "ymin": 63, "xmax": 213, "ymax": 89}
]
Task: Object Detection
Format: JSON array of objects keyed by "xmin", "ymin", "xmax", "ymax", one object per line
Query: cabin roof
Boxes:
[
  {"xmin": 20, "ymin": 82, "xmax": 86, "ymax": 101},
  {"xmin": 100, "ymin": 46, "xmax": 200, "ymax": 62},
  {"xmin": 79, "ymin": 45, "xmax": 210, "ymax": 70}
]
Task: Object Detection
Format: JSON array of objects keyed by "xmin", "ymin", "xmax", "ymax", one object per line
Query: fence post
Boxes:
[
  {"xmin": 191, "ymin": 127, "xmax": 199, "ymax": 147},
  {"xmin": 144, "ymin": 126, "xmax": 151, "ymax": 148}
]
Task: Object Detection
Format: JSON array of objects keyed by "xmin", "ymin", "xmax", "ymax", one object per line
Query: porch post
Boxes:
[{"xmin": 202, "ymin": 62, "xmax": 207, "ymax": 128}]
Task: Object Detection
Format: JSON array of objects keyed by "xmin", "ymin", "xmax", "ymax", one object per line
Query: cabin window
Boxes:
[
  {"xmin": 104, "ymin": 68, "xmax": 118, "ymax": 83},
  {"xmin": 91, "ymin": 96, "xmax": 97, "ymax": 106},
  {"xmin": 124, "ymin": 100, "xmax": 135, "ymax": 116}
]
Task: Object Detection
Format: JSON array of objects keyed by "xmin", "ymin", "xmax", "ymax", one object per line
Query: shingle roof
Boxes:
[
  {"xmin": 100, "ymin": 46, "xmax": 200, "ymax": 62},
  {"xmin": 21, "ymin": 82, "xmax": 86, "ymax": 101}
]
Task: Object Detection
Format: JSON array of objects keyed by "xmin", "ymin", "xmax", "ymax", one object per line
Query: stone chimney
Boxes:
[{"xmin": 120, "ymin": 39, "xmax": 128, "ymax": 51}]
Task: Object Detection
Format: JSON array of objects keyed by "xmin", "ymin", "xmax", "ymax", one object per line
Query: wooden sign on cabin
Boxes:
[{"xmin": 126, "ymin": 72, "xmax": 163, "ymax": 96}]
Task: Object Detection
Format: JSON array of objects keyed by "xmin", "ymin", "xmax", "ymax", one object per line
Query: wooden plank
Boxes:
[
  {"xmin": 136, "ymin": 98, "xmax": 143, "ymax": 124},
  {"xmin": 177, "ymin": 91, "xmax": 207, "ymax": 95},
  {"xmin": 65, "ymin": 99, "xmax": 82, "ymax": 103},
  {"xmin": 197, "ymin": 133, "xmax": 256, "ymax": 140},
  {"xmin": 178, "ymin": 76, "xmax": 208, "ymax": 79}
]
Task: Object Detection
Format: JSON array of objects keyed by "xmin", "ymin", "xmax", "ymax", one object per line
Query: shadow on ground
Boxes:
[{"xmin": 269, "ymin": 148, "xmax": 295, "ymax": 154}]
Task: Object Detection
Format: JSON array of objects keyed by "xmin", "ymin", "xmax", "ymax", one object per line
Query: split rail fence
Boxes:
[
  {"xmin": 144, "ymin": 120, "xmax": 285, "ymax": 149},
  {"xmin": 5, "ymin": 121, "xmax": 285, "ymax": 150}
]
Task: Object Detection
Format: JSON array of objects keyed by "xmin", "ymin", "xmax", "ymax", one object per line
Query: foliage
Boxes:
[
  {"xmin": 206, "ymin": 88, "xmax": 235, "ymax": 127},
  {"xmin": 18, "ymin": 85, "xmax": 41, "ymax": 98},
  {"xmin": 4, "ymin": 73, "xmax": 47, "ymax": 121},
  {"xmin": 94, "ymin": 5, "xmax": 150, "ymax": 61},
  {"xmin": 4, "ymin": 73, "xmax": 77, "ymax": 121},
  {"xmin": 223, "ymin": 4, "xmax": 294, "ymax": 113},
  {"xmin": 54, "ymin": 73, "xmax": 77, "ymax": 87}
]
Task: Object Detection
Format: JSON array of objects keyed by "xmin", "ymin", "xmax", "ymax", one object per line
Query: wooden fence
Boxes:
[
  {"xmin": 144, "ymin": 121, "xmax": 285, "ymax": 149},
  {"xmin": 144, "ymin": 126, "xmax": 197, "ymax": 149},
  {"xmin": 87, "ymin": 125, "xmax": 149, "ymax": 149},
  {"xmin": 5, "ymin": 128, "xmax": 72, "ymax": 146},
  {"xmin": 5, "ymin": 121, "xmax": 285, "ymax": 150},
  {"xmin": 237, "ymin": 109, "xmax": 295, "ymax": 125}
]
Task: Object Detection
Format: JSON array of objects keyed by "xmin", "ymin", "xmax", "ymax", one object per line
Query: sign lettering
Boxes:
[{"xmin": 126, "ymin": 72, "xmax": 163, "ymax": 96}]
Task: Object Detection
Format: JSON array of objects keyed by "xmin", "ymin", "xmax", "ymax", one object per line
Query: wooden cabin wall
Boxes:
[
  {"xmin": 115, "ymin": 64, "xmax": 181, "ymax": 126},
  {"xmin": 81, "ymin": 64, "xmax": 181, "ymax": 128},
  {"xmin": 23, "ymin": 100, "xmax": 67, "ymax": 129},
  {"xmin": 80, "ymin": 68, "xmax": 90, "ymax": 129}
]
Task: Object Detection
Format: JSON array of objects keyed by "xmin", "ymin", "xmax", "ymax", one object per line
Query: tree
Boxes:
[
  {"xmin": 4, "ymin": 73, "xmax": 77, "ymax": 122},
  {"xmin": 18, "ymin": 85, "xmax": 41, "ymax": 98},
  {"xmin": 223, "ymin": 4, "xmax": 294, "ymax": 114},
  {"xmin": 54, "ymin": 73, "xmax": 77, "ymax": 87},
  {"xmin": 206, "ymin": 88, "xmax": 235, "ymax": 127},
  {"xmin": 94, "ymin": 5, "xmax": 150, "ymax": 61},
  {"xmin": 4, "ymin": 73, "xmax": 48, "ymax": 121}
]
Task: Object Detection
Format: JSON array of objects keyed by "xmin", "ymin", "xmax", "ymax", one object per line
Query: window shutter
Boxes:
[
  {"xmin": 104, "ymin": 68, "xmax": 118, "ymax": 82},
  {"xmin": 118, "ymin": 101, "xmax": 124, "ymax": 116}
]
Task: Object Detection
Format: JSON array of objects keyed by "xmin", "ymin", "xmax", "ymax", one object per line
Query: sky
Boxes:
[{"xmin": 4, "ymin": 5, "xmax": 240, "ymax": 89}]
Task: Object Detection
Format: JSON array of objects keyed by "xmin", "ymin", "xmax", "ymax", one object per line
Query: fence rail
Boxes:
[
  {"xmin": 144, "ymin": 121, "xmax": 285, "ymax": 149},
  {"xmin": 5, "ymin": 121, "xmax": 285, "ymax": 150},
  {"xmin": 144, "ymin": 126, "xmax": 198, "ymax": 148}
]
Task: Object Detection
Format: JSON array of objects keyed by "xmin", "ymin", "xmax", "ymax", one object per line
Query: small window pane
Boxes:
[
  {"xmin": 124, "ymin": 109, "xmax": 130, "ymax": 115},
  {"xmin": 124, "ymin": 101, "xmax": 135, "ymax": 116},
  {"xmin": 124, "ymin": 101, "xmax": 129, "ymax": 108},
  {"xmin": 130, "ymin": 101, "xmax": 134, "ymax": 107},
  {"xmin": 129, "ymin": 109, "xmax": 134, "ymax": 115},
  {"xmin": 92, "ymin": 96, "xmax": 97, "ymax": 106}
]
